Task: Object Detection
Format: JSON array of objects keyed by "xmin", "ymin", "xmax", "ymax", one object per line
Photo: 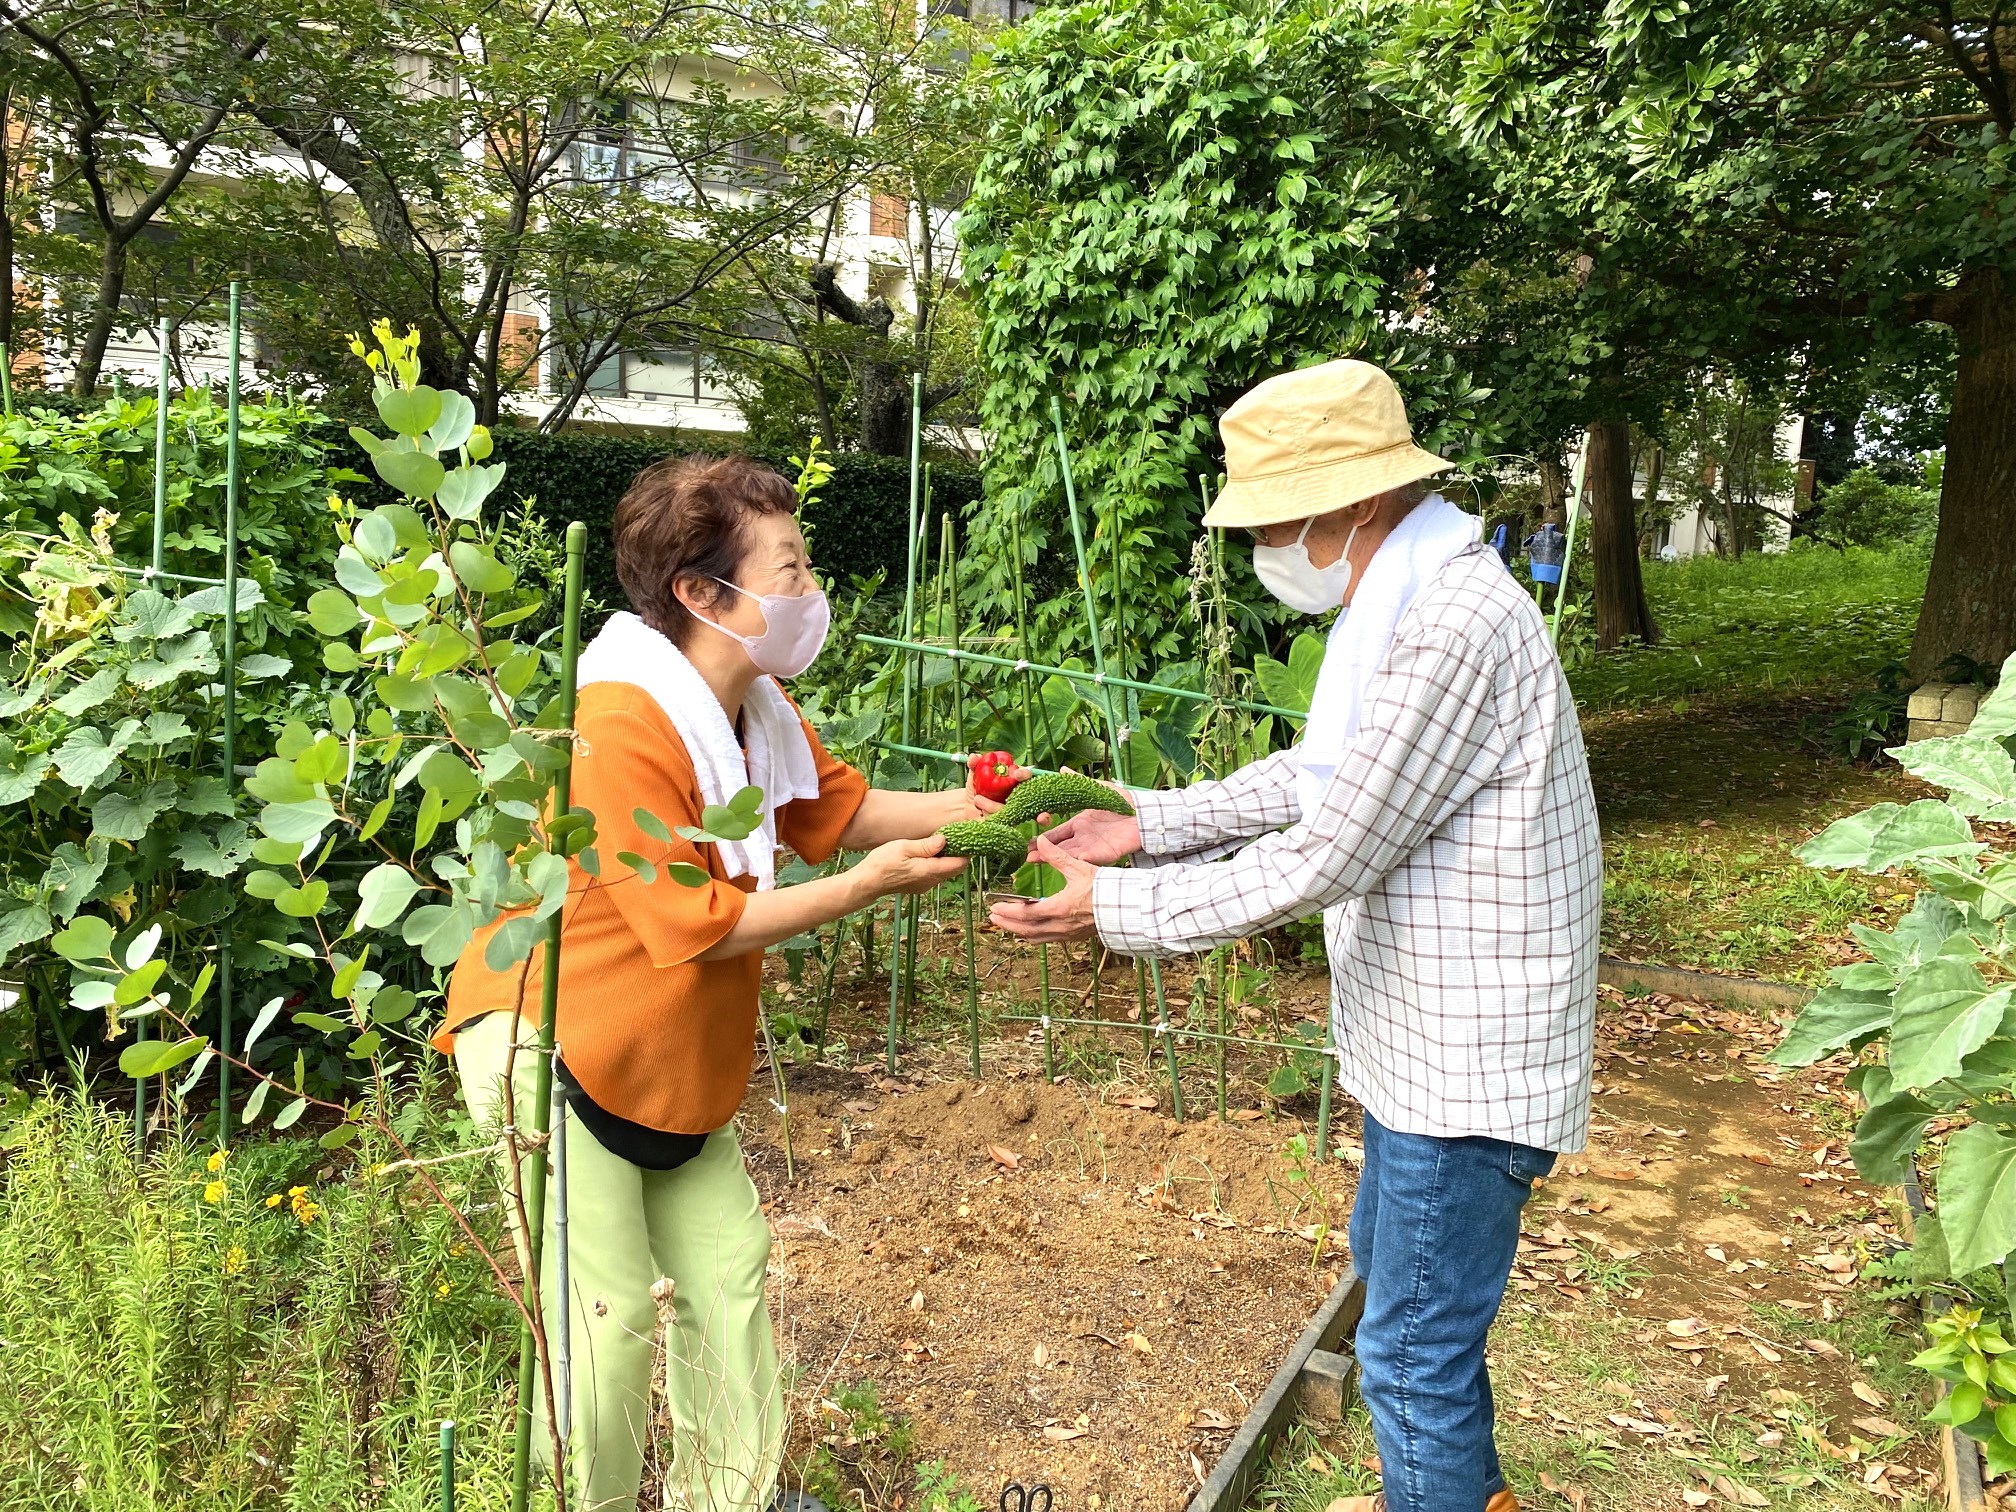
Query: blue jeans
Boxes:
[{"xmin": 1348, "ymin": 1112, "xmax": 1557, "ymax": 1512}]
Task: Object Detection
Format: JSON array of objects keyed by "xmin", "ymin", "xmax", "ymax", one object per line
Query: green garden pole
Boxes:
[
  {"xmin": 137, "ymin": 316, "xmax": 171, "ymax": 1147},
  {"xmin": 1005, "ymin": 501, "xmax": 1057, "ymax": 1077},
  {"xmin": 511, "ymin": 521, "xmax": 588, "ymax": 1512},
  {"xmin": 0, "ymin": 343, "xmax": 13, "ymax": 416},
  {"xmin": 217, "ymin": 285, "xmax": 242, "ymax": 1144},
  {"xmin": 439, "ymin": 1420, "xmax": 456, "ymax": 1512},
  {"xmin": 886, "ymin": 375, "xmax": 926, "ymax": 1075},
  {"xmin": 946, "ymin": 515, "xmax": 983, "ymax": 1078},
  {"xmin": 1315, "ymin": 1018, "xmax": 1337, "ymax": 1165},
  {"xmin": 1049, "ymin": 398, "xmax": 1185, "ymax": 1121},
  {"xmin": 1548, "ymin": 441, "xmax": 1592, "ymax": 647}
]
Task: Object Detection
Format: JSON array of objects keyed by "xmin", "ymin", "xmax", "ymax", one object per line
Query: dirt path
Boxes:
[{"xmin": 745, "ymin": 974, "xmax": 1948, "ymax": 1512}]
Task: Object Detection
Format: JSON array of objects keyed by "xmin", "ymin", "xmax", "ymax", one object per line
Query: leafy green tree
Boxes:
[
  {"xmin": 960, "ymin": 0, "xmax": 1492, "ymax": 669},
  {"xmin": 1396, "ymin": 0, "xmax": 2016, "ymax": 679}
]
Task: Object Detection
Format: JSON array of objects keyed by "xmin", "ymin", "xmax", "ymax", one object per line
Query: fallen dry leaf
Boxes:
[
  {"xmin": 1705, "ymin": 1244, "xmax": 1728, "ymax": 1263},
  {"xmin": 1191, "ymin": 1408, "xmax": 1236, "ymax": 1431},
  {"xmin": 1229, "ymin": 1109, "xmax": 1264, "ymax": 1122},
  {"xmin": 1126, "ymin": 1330, "xmax": 1154, "ymax": 1355},
  {"xmin": 1712, "ymin": 1474, "xmax": 1769, "ymax": 1507},
  {"xmin": 985, "ymin": 1143, "xmax": 1022, "ymax": 1169},
  {"xmin": 1750, "ymin": 1338, "xmax": 1784, "ymax": 1363},
  {"xmin": 1853, "ymin": 1414, "xmax": 1908, "ymax": 1439},
  {"xmin": 1852, "ymin": 1381, "xmax": 1888, "ymax": 1408},
  {"xmin": 1108, "ymin": 1089, "xmax": 1158, "ymax": 1110},
  {"xmin": 1538, "ymin": 1470, "xmax": 1588, "ymax": 1510},
  {"xmin": 1804, "ymin": 1338, "xmax": 1843, "ymax": 1359},
  {"xmin": 1703, "ymin": 1375, "xmax": 1730, "ymax": 1400},
  {"xmin": 908, "ymin": 1289, "xmax": 925, "ymax": 1312},
  {"xmin": 1042, "ymin": 1425, "xmax": 1088, "ymax": 1443},
  {"xmin": 1668, "ymin": 1317, "xmax": 1711, "ymax": 1337},
  {"xmin": 1682, "ymin": 1492, "xmax": 1711, "ymax": 1508}
]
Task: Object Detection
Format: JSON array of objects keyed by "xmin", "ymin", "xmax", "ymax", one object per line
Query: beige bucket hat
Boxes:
[{"xmin": 1201, "ymin": 359, "xmax": 1453, "ymax": 529}]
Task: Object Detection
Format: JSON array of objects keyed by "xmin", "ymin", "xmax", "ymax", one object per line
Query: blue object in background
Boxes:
[{"xmin": 1524, "ymin": 521, "xmax": 1567, "ymax": 585}]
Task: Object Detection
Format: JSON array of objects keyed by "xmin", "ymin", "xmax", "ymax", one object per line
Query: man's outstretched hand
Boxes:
[
  {"xmin": 989, "ymin": 833, "xmax": 1098, "ymax": 943},
  {"xmin": 1032, "ymin": 806, "xmax": 1140, "ymax": 866}
]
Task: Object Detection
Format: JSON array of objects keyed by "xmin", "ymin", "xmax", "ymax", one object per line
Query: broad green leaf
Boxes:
[
  {"xmin": 354, "ymin": 863, "xmax": 421, "ymax": 930},
  {"xmin": 321, "ymin": 1123, "xmax": 360, "ymax": 1149},
  {"xmin": 240, "ymin": 1077, "xmax": 272, "ymax": 1125},
  {"xmin": 528, "ymin": 850, "xmax": 571, "ymax": 920},
  {"xmin": 483, "ymin": 914, "xmax": 543, "ymax": 972},
  {"xmin": 1970, "ymin": 659, "xmax": 2016, "ymax": 738},
  {"xmin": 329, "ymin": 694, "xmax": 356, "ymax": 736},
  {"xmin": 174, "ymin": 821, "xmax": 252, "ymax": 877},
  {"xmin": 118, "ymin": 589, "xmax": 199, "ymax": 641},
  {"xmin": 126, "ymin": 631, "xmax": 218, "ymax": 690},
  {"xmin": 728, "ymin": 785, "xmax": 764, "ymax": 815},
  {"xmin": 435, "ymin": 463, "xmax": 504, "ymax": 519},
  {"xmin": 403, "ymin": 901, "xmax": 475, "ymax": 967},
  {"xmin": 133, "ymin": 712, "xmax": 193, "ymax": 747},
  {"xmin": 369, "ymin": 986, "xmax": 418, "ymax": 1024},
  {"xmin": 52, "ymin": 666, "xmax": 121, "ymax": 717},
  {"xmin": 273, "ymin": 1095, "xmax": 309, "ymax": 1132},
  {"xmin": 1848, "ymin": 1088, "xmax": 1935, "ymax": 1183},
  {"xmin": 1940, "ymin": 1123, "xmax": 2016, "ymax": 1274},
  {"xmin": 118, "ymin": 1035, "xmax": 208, "ymax": 1078},
  {"xmin": 348, "ymin": 424, "xmax": 390, "ymax": 456},
  {"xmin": 47, "ymin": 841, "xmax": 109, "ymax": 919},
  {"xmin": 306, "ymin": 588, "xmax": 361, "ymax": 636},
  {"xmin": 428, "ymin": 390, "xmax": 476, "ymax": 451},
  {"xmin": 0, "ymin": 903, "xmax": 52, "ymax": 962},
  {"xmin": 1770, "ymin": 983, "xmax": 1893, "ymax": 1067},
  {"xmin": 373, "ymin": 447, "xmax": 446, "ymax": 499},
  {"xmin": 354, "ymin": 510, "xmax": 399, "ymax": 563},
  {"xmin": 1892, "ymin": 735, "xmax": 2016, "ymax": 815},
  {"xmin": 618, "ymin": 850, "xmax": 659, "ymax": 884},
  {"xmin": 51, "ymin": 914, "xmax": 115, "ymax": 963},
  {"xmin": 634, "ymin": 806, "xmax": 674, "ymax": 843},
  {"xmin": 113, "ymin": 959, "xmax": 167, "ymax": 1007},
  {"xmin": 376, "ymin": 671, "xmax": 436, "ymax": 712},
  {"xmin": 123, "ymin": 922, "xmax": 163, "ymax": 971},
  {"xmin": 259, "ymin": 797, "xmax": 338, "ymax": 846},
  {"xmin": 276, "ymin": 881, "xmax": 330, "ymax": 918},
  {"xmin": 53, "ymin": 727, "xmax": 124, "ymax": 789},
  {"xmin": 449, "ymin": 540, "xmax": 514, "ymax": 595},
  {"xmin": 90, "ymin": 781, "xmax": 177, "ymax": 842},
  {"xmin": 1796, "ymin": 800, "xmax": 1982, "ymax": 873},
  {"xmin": 374, "ymin": 384, "xmax": 444, "ymax": 438},
  {"xmin": 665, "ymin": 861, "xmax": 710, "ymax": 887},
  {"xmin": 1853, "ymin": 893, "xmax": 1971, "ymax": 974},
  {"xmin": 1888, "ymin": 959, "xmax": 2011, "ymax": 1087},
  {"xmin": 346, "ymin": 1029, "xmax": 382, "ymax": 1058},
  {"xmin": 237, "ymin": 654, "xmax": 291, "ymax": 680},
  {"xmin": 358, "ymin": 796, "xmax": 394, "ymax": 843},
  {"xmin": 335, "ymin": 545, "xmax": 385, "ymax": 597},
  {"xmin": 332, "ymin": 951, "xmax": 368, "ymax": 1000},
  {"xmin": 243, "ymin": 869, "xmax": 290, "ymax": 900}
]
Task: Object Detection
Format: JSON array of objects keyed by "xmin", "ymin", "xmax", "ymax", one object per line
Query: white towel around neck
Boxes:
[
  {"xmin": 574, "ymin": 611, "xmax": 822, "ymax": 890},
  {"xmin": 1294, "ymin": 494, "xmax": 1482, "ymax": 817}
]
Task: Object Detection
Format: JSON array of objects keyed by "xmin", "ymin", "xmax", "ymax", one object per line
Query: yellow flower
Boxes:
[
  {"xmin": 223, "ymin": 1246, "xmax": 248, "ymax": 1276},
  {"xmin": 436, "ymin": 1281, "xmax": 452, "ymax": 1298},
  {"xmin": 265, "ymin": 1193, "xmax": 283, "ymax": 1209},
  {"xmin": 206, "ymin": 1149, "xmax": 228, "ymax": 1173},
  {"xmin": 287, "ymin": 1185, "xmax": 308, "ymax": 1198},
  {"xmin": 290, "ymin": 1187, "xmax": 321, "ymax": 1225},
  {"xmin": 203, "ymin": 1180, "xmax": 226, "ymax": 1204}
]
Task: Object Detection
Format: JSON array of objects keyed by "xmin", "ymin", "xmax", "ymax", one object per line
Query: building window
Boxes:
[{"xmin": 869, "ymin": 189, "xmax": 908, "ymax": 239}]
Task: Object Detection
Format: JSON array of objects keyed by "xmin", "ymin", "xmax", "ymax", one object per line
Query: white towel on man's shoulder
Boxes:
[
  {"xmin": 575, "ymin": 611, "xmax": 821, "ymax": 889},
  {"xmin": 1294, "ymin": 494, "xmax": 1481, "ymax": 817}
]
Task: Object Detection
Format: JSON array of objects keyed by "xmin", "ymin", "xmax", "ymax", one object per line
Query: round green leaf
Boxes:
[
  {"xmin": 374, "ymin": 384, "xmax": 444, "ymax": 438},
  {"xmin": 118, "ymin": 1034, "xmax": 208, "ymax": 1078},
  {"xmin": 355, "ymin": 863, "xmax": 422, "ymax": 930},
  {"xmin": 373, "ymin": 448, "xmax": 447, "ymax": 500},
  {"xmin": 52, "ymin": 915, "xmax": 115, "ymax": 963}
]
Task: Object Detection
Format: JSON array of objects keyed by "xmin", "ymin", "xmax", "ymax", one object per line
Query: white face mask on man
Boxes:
[
  {"xmin": 692, "ymin": 579, "xmax": 832, "ymax": 678},
  {"xmin": 1252, "ymin": 515, "xmax": 1359, "ymax": 614}
]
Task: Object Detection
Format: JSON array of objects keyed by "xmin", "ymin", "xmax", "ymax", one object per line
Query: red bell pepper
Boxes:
[{"xmin": 967, "ymin": 750, "xmax": 1021, "ymax": 802}]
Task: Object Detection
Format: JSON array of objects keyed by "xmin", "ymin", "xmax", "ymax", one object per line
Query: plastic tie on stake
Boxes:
[
  {"xmin": 1039, "ymin": 1015, "xmax": 1052, "ymax": 1031},
  {"xmin": 1014, "ymin": 659, "xmax": 1030, "ymax": 673},
  {"xmin": 770, "ymin": 1099, "xmax": 789, "ymax": 1117}
]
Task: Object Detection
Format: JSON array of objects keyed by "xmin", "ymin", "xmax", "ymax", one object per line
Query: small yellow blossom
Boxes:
[
  {"xmin": 203, "ymin": 1180, "xmax": 226, "ymax": 1204},
  {"xmin": 436, "ymin": 1281, "xmax": 452, "ymax": 1298},
  {"xmin": 206, "ymin": 1149, "xmax": 228, "ymax": 1173},
  {"xmin": 265, "ymin": 1193, "xmax": 284, "ymax": 1209},
  {"xmin": 288, "ymin": 1185, "xmax": 308, "ymax": 1197},
  {"xmin": 224, "ymin": 1246, "xmax": 248, "ymax": 1276},
  {"xmin": 289, "ymin": 1186, "xmax": 321, "ymax": 1225}
]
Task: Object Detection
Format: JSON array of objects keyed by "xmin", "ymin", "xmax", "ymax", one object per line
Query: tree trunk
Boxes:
[
  {"xmin": 70, "ymin": 236, "xmax": 129, "ymax": 396},
  {"xmin": 1911, "ymin": 267, "xmax": 2016, "ymax": 682},
  {"xmin": 1586, "ymin": 418, "xmax": 1659, "ymax": 648}
]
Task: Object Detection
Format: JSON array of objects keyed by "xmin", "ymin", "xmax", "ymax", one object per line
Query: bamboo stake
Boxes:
[
  {"xmin": 1049, "ymin": 399, "xmax": 1185, "ymax": 1122},
  {"xmin": 946, "ymin": 514, "xmax": 982, "ymax": 1078},
  {"xmin": 552, "ymin": 1056, "xmax": 572, "ymax": 1465},
  {"xmin": 0, "ymin": 342, "xmax": 13, "ymax": 416},
  {"xmin": 1549, "ymin": 439, "xmax": 1593, "ymax": 647},
  {"xmin": 1004, "ymin": 500, "xmax": 1058, "ymax": 1072},
  {"xmin": 137, "ymin": 316, "xmax": 171, "ymax": 1148},
  {"xmin": 217, "ymin": 284, "xmax": 241, "ymax": 1144},
  {"xmin": 887, "ymin": 375, "xmax": 925, "ymax": 1074},
  {"xmin": 510, "ymin": 521, "xmax": 587, "ymax": 1512}
]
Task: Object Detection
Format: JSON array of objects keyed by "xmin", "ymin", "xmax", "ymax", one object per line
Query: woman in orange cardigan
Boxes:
[{"xmin": 435, "ymin": 455, "xmax": 1012, "ymax": 1512}]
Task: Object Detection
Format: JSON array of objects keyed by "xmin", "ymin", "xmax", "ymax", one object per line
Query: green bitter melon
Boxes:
[
  {"xmin": 937, "ymin": 819, "xmax": 1030, "ymax": 867},
  {"xmin": 997, "ymin": 771, "xmax": 1135, "ymax": 827}
]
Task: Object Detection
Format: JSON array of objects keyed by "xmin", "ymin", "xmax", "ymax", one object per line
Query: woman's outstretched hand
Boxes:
[
  {"xmin": 956, "ymin": 758, "xmax": 1035, "ymax": 820},
  {"xmin": 855, "ymin": 834, "xmax": 968, "ymax": 899}
]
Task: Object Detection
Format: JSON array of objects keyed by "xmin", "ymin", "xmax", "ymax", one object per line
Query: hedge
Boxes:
[{"xmin": 9, "ymin": 386, "xmax": 982, "ymax": 616}]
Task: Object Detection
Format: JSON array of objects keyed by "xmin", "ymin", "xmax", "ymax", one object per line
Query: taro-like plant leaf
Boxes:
[
  {"xmin": 1770, "ymin": 983, "xmax": 1894, "ymax": 1067},
  {"xmin": 1796, "ymin": 800, "xmax": 1983, "ymax": 873},
  {"xmin": 0, "ymin": 903, "xmax": 52, "ymax": 962},
  {"xmin": 51, "ymin": 913, "xmax": 114, "ymax": 963},
  {"xmin": 127, "ymin": 631, "xmax": 218, "ymax": 690},
  {"xmin": 118, "ymin": 1035, "xmax": 208, "ymax": 1079},
  {"xmin": 174, "ymin": 820, "xmax": 253, "ymax": 878},
  {"xmin": 119, "ymin": 589, "xmax": 200, "ymax": 642},
  {"xmin": 435, "ymin": 463, "xmax": 504, "ymax": 520},
  {"xmin": 374, "ymin": 384, "xmax": 444, "ymax": 438},
  {"xmin": 1938, "ymin": 1123, "xmax": 2016, "ymax": 1274},
  {"xmin": 354, "ymin": 862, "xmax": 422, "ymax": 930},
  {"xmin": 449, "ymin": 540, "xmax": 514, "ymax": 595},
  {"xmin": 53, "ymin": 727, "xmax": 124, "ymax": 789},
  {"xmin": 1888, "ymin": 959, "xmax": 2012, "ymax": 1088},
  {"xmin": 373, "ymin": 447, "xmax": 447, "ymax": 499}
]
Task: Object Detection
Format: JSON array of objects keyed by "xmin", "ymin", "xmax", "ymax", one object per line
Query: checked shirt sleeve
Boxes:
[
  {"xmin": 1093, "ymin": 629, "xmax": 1509, "ymax": 958},
  {"xmin": 1129, "ymin": 748, "xmax": 1302, "ymax": 858}
]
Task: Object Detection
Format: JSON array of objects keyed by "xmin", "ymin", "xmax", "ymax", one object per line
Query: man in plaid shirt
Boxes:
[{"xmin": 993, "ymin": 361, "xmax": 1602, "ymax": 1512}]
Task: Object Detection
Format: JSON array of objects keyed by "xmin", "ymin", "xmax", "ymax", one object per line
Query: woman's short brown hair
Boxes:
[{"xmin": 612, "ymin": 454, "xmax": 797, "ymax": 648}]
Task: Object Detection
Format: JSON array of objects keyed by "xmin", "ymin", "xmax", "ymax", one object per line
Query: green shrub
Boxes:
[{"xmin": 1811, "ymin": 467, "xmax": 1939, "ymax": 548}]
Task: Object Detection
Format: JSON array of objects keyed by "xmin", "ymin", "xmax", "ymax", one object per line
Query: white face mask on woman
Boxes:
[
  {"xmin": 693, "ymin": 580, "xmax": 831, "ymax": 678},
  {"xmin": 1252, "ymin": 515, "xmax": 1359, "ymax": 614}
]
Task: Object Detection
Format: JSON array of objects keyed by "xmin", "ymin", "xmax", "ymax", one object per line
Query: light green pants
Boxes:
[{"xmin": 455, "ymin": 1012, "xmax": 784, "ymax": 1512}]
